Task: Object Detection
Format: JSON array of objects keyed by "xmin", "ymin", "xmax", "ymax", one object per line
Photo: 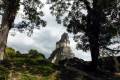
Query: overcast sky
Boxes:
[{"xmin": 5, "ymin": 1, "xmax": 92, "ymax": 61}]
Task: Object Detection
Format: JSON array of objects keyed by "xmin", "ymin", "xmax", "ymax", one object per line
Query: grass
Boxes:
[{"xmin": 0, "ymin": 48, "xmax": 59, "ymax": 80}]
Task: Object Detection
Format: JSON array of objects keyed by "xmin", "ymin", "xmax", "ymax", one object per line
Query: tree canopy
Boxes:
[
  {"xmin": 50, "ymin": 0, "xmax": 120, "ymax": 68},
  {"xmin": 0, "ymin": 0, "xmax": 47, "ymax": 60},
  {"xmin": 50, "ymin": 0, "xmax": 120, "ymax": 51},
  {"xmin": 0, "ymin": 0, "xmax": 46, "ymax": 34}
]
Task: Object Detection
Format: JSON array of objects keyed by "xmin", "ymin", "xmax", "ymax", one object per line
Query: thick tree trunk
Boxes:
[
  {"xmin": 90, "ymin": 13, "xmax": 100, "ymax": 69},
  {"xmin": 85, "ymin": 0, "xmax": 102, "ymax": 69},
  {"xmin": 86, "ymin": 17, "xmax": 100, "ymax": 69},
  {"xmin": 0, "ymin": 25, "xmax": 10, "ymax": 60},
  {"xmin": 86, "ymin": 5, "xmax": 101, "ymax": 69},
  {"xmin": 88, "ymin": 20, "xmax": 100, "ymax": 69},
  {"xmin": 0, "ymin": 0, "xmax": 18, "ymax": 60},
  {"xmin": 89, "ymin": 34, "xmax": 99, "ymax": 69},
  {"xmin": 0, "ymin": 11, "xmax": 11, "ymax": 60}
]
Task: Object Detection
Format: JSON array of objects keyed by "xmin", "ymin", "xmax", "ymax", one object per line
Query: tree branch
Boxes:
[{"xmin": 103, "ymin": 46, "xmax": 120, "ymax": 53}]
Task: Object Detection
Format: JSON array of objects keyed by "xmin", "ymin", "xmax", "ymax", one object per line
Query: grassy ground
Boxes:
[
  {"xmin": 0, "ymin": 59, "xmax": 59, "ymax": 80},
  {"xmin": 1, "ymin": 47, "xmax": 120, "ymax": 80},
  {"xmin": 0, "ymin": 48, "xmax": 59, "ymax": 80}
]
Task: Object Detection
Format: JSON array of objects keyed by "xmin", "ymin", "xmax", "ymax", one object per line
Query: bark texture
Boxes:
[{"xmin": 0, "ymin": 0, "xmax": 18, "ymax": 60}]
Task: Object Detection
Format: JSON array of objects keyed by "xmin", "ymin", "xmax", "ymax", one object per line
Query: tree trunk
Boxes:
[
  {"xmin": 0, "ymin": 25, "xmax": 10, "ymax": 60},
  {"xmin": 89, "ymin": 18, "xmax": 100, "ymax": 69},
  {"xmin": 86, "ymin": 4, "xmax": 101, "ymax": 69},
  {"xmin": 0, "ymin": 11, "xmax": 11, "ymax": 60},
  {"xmin": 86, "ymin": 17, "xmax": 100, "ymax": 69},
  {"xmin": 89, "ymin": 34, "xmax": 99, "ymax": 69},
  {"xmin": 85, "ymin": 0, "xmax": 102, "ymax": 69},
  {"xmin": 0, "ymin": 0, "xmax": 18, "ymax": 60}
]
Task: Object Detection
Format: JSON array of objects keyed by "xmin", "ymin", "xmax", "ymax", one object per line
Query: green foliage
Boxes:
[
  {"xmin": 14, "ymin": 0, "xmax": 46, "ymax": 35},
  {"xmin": 5, "ymin": 48, "xmax": 45, "ymax": 61},
  {"xmin": 21, "ymin": 73, "xmax": 37, "ymax": 80},
  {"xmin": 28, "ymin": 49, "xmax": 45, "ymax": 60},
  {"xmin": 1, "ymin": 47, "xmax": 57, "ymax": 80},
  {"xmin": 5, "ymin": 47, "xmax": 16, "ymax": 59},
  {"xmin": 0, "ymin": 66, "xmax": 9, "ymax": 80},
  {"xmin": 1, "ymin": 0, "xmax": 20, "ymax": 11},
  {"xmin": 50, "ymin": 0, "xmax": 120, "ymax": 54},
  {"xmin": 0, "ymin": 0, "xmax": 46, "ymax": 36}
]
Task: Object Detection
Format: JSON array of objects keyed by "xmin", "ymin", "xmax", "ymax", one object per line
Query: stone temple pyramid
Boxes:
[{"xmin": 49, "ymin": 33, "xmax": 74, "ymax": 64}]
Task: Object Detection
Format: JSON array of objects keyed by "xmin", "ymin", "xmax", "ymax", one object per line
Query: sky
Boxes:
[{"xmin": 3, "ymin": 0, "xmax": 92, "ymax": 61}]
